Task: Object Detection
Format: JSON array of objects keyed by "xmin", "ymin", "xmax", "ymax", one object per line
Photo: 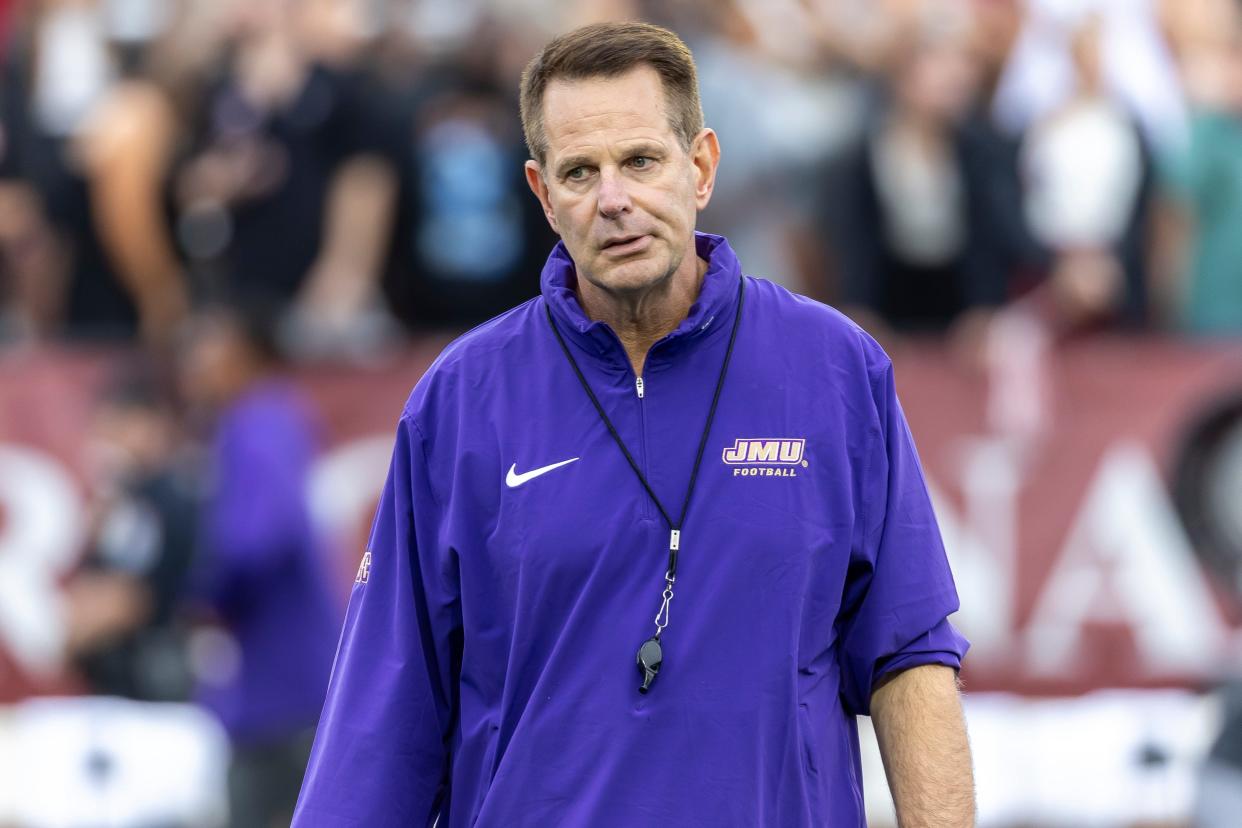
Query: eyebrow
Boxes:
[
  {"xmin": 619, "ymin": 142, "xmax": 664, "ymax": 157},
  {"xmin": 555, "ymin": 155, "xmax": 594, "ymax": 177},
  {"xmin": 554, "ymin": 143, "xmax": 667, "ymax": 178}
]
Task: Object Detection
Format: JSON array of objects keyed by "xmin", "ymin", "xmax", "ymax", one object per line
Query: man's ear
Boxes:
[
  {"xmin": 525, "ymin": 160, "xmax": 559, "ymax": 235},
  {"xmin": 690, "ymin": 128, "xmax": 721, "ymax": 211}
]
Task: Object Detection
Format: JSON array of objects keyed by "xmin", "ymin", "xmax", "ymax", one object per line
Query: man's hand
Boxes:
[{"xmin": 870, "ymin": 664, "xmax": 975, "ymax": 827}]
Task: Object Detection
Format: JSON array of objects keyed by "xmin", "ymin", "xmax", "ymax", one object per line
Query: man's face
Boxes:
[{"xmin": 525, "ymin": 66, "xmax": 719, "ymax": 299}]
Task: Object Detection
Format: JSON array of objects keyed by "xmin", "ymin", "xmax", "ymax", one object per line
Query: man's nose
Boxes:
[{"xmin": 596, "ymin": 168, "xmax": 632, "ymax": 219}]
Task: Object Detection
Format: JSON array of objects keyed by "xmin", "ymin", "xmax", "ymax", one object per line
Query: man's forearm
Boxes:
[{"xmin": 870, "ymin": 663, "xmax": 975, "ymax": 827}]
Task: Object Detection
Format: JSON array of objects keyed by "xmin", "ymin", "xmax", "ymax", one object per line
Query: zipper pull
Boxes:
[{"xmin": 636, "ymin": 376, "xmax": 645, "ymax": 399}]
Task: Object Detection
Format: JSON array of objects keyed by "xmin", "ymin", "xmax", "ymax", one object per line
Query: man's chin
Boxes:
[{"xmin": 588, "ymin": 258, "xmax": 671, "ymax": 294}]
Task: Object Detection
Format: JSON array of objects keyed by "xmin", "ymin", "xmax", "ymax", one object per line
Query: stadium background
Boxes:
[{"xmin": 2, "ymin": 0, "xmax": 1242, "ymax": 825}]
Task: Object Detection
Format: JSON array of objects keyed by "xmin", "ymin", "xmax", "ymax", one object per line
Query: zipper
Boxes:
[
  {"xmin": 600, "ymin": 323, "xmax": 653, "ymax": 520},
  {"xmin": 634, "ymin": 368, "xmax": 651, "ymax": 520}
]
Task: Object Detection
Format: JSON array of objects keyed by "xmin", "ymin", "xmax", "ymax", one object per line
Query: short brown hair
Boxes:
[{"xmin": 519, "ymin": 22, "xmax": 705, "ymax": 166}]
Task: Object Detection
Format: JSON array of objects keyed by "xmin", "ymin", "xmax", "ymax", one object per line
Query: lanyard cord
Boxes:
[{"xmin": 543, "ymin": 276, "xmax": 745, "ymax": 589}]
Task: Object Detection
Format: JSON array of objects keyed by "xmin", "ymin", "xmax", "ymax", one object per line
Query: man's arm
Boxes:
[
  {"xmin": 291, "ymin": 155, "xmax": 398, "ymax": 335},
  {"xmin": 870, "ymin": 664, "xmax": 975, "ymax": 828},
  {"xmin": 78, "ymin": 81, "xmax": 188, "ymax": 344}
]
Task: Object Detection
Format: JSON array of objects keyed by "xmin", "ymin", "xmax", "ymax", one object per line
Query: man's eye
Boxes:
[
  {"xmin": 567, "ymin": 167, "xmax": 587, "ymax": 180},
  {"xmin": 631, "ymin": 156, "xmax": 650, "ymax": 169}
]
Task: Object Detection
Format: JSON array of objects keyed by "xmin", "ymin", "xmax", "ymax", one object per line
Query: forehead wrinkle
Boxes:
[
  {"xmin": 555, "ymin": 131, "xmax": 672, "ymax": 160},
  {"xmin": 545, "ymin": 117, "xmax": 676, "ymax": 172},
  {"xmin": 540, "ymin": 66, "xmax": 678, "ymax": 162},
  {"xmin": 546, "ymin": 109, "xmax": 672, "ymax": 145}
]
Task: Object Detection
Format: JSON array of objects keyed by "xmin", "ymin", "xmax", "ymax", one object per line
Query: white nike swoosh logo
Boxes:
[{"xmin": 506, "ymin": 457, "xmax": 580, "ymax": 488}]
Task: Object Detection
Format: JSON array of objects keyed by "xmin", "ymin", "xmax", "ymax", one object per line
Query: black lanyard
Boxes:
[{"xmin": 544, "ymin": 276, "xmax": 745, "ymax": 692}]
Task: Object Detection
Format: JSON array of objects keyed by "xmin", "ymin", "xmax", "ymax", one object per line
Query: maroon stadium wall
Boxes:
[{"xmin": 1, "ymin": 337, "xmax": 1240, "ymax": 700}]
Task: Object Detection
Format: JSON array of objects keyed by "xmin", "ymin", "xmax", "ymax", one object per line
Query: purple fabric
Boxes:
[
  {"xmin": 294, "ymin": 234, "xmax": 968, "ymax": 826},
  {"xmin": 196, "ymin": 381, "xmax": 340, "ymax": 746}
]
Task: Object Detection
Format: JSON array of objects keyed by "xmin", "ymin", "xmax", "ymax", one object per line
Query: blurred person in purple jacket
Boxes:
[
  {"xmin": 181, "ymin": 303, "xmax": 339, "ymax": 828},
  {"xmin": 294, "ymin": 21, "xmax": 972, "ymax": 828}
]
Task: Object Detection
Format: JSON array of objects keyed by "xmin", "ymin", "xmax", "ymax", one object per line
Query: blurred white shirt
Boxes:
[
  {"xmin": 1022, "ymin": 99, "xmax": 1143, "ymax": 249},
  {"xmin": 994, "ymin": 0, "xmax": 1187, "ymax": 150}
]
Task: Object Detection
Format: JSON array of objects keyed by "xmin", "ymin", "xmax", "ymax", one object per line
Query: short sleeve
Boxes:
[{"xmin": 836, "ymin": 344, "xmax": 969, "ymax": 716}]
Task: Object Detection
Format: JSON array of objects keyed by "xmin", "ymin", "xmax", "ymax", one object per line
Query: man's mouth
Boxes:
[{"xmin": 602, "ymin": 234, "xmax": 651, "ymax": 253}]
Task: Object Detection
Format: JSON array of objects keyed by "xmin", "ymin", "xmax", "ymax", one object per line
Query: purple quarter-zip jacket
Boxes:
[
  {"xmin": 196, "ymin": 381, "xmax": 340, "ymax": 746},
  {"xmin": 294, "ymin": 233, "xmax": 967, "ymax": 826}
]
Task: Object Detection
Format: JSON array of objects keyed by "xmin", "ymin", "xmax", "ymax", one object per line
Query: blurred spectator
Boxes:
[
  {"xmin": 683, "ymin": 0, "xmax": 865, "ymax": 294},
  {"xmin": 1019, "ymin": 13, "xmax": 1155, "ymax": 329},
  {"xmin": 180, "ymin": 305, "xmax": 339, "ymax": 828},
  {"xmin": 1161, "ymin": 0, "xmax": 1242, "ymax": 335},
  {"xmin": 0, "ymin": 0, "xmax": 190, "ymax": 343},
  {"xmin": 993, "ymin": 0, "xmax": 1188, "ymax": 152},
  {"xmin": 823, "ymin": 3, "xmax": 1025, "ymax": 335},
  {"xmin": 171, "ymin": 0, "xmax": 397, "ymax": 356},
  {"xmin": 63, "ymin": 360, "xmax": 198, "ymax": 702},
  {"xmin": 372, "ymin": 52, "xmax": 558, "ymax": 330},
  {"xmin": 0, "ymin": 154, "xmax": 67, "ymax": 342}
]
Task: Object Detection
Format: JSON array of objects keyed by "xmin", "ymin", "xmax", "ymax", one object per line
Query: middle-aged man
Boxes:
[{"xmin": 294, "ymin": 21, "xmax": 973, "ymax": 827}]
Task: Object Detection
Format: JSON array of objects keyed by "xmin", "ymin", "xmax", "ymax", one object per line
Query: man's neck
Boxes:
[{"xmin": 578, "ymin": 255, "xmax": 708, "ymax": 376}]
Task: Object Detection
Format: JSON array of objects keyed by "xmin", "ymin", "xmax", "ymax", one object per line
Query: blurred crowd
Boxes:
[
  {"xmin": 54, "ymin": 306, "xmax": 340, "ymax": 826},
  {"xmin": 4, "ymin": 0, "xmax": 1242, "ymax": 824},
  {"xmin": 0, "ymin": 0, "xmax": 1241, "ymax": 360}
]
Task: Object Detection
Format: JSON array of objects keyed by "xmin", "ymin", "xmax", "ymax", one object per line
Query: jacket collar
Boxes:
[{"xmin": 540, "ymin": 232, "xmax": 742, "ymax": 368}]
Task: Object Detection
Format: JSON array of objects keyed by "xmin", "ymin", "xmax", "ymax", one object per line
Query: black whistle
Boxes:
[{"xmin": 637, "ymin": 637, "xmax": 663, "ymax": 693}]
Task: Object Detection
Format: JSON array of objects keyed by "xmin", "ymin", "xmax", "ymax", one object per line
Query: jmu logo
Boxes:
[
  {"xmin": 355, "ymin": 551, "xmax": 372, "ymax": 585},
  {"xmin": 722, "ymin": 438, "xmax": 806, "ymax": 466}
]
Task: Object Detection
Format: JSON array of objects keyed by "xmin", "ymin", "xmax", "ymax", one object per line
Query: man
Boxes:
[
  {"xmin": 64, "ymin": 363, "xmax": 197, "ymax": 703},
  {"xmin": 182, "ymin": 306, "xmax": 341, "ymax": 827},
  {"xmin": 295, "ymin": 22, "xmax": 973, "ymax": 827}
]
